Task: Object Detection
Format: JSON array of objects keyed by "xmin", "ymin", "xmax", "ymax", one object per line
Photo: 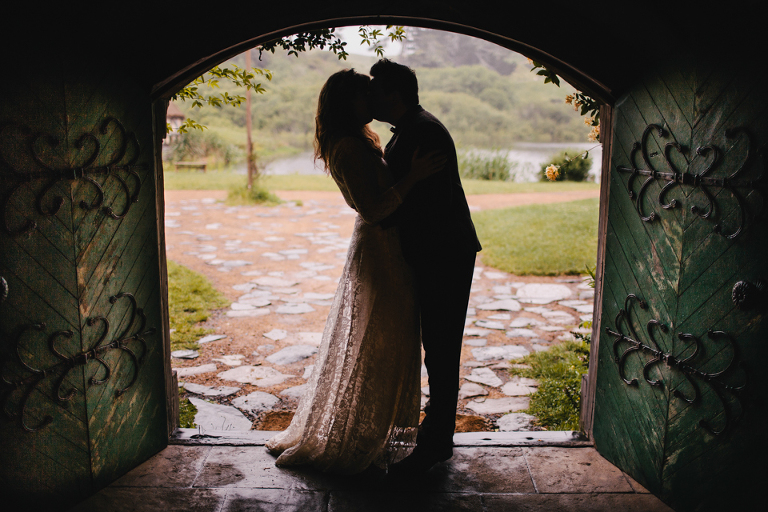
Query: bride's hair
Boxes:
[{"xmin": 314, "ymin": 69, "xmax": 381, "ymax": 172}]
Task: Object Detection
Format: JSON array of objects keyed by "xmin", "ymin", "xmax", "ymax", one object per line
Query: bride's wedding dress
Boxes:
[{"xmin": 265, "ymin": 137, "xmax": 421, "ymax": 474}]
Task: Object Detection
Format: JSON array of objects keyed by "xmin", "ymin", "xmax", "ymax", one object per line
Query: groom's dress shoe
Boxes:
[{"xmin": 387, "ymin": 445, "xmax": 453, "ymax": 479}]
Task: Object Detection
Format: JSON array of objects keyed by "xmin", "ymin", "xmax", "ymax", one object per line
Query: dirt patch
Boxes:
[
  {"xmin": 455, "ymin": 414, "xmax": 496, "ymax": 433},
  {"xmin": 257, "ymin": 411, "xmax": 295, "ymax": 431}
]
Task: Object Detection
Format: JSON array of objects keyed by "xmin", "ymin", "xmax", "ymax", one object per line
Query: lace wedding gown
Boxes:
[{"xmin": 265, "ymin": 137, "xmax": 422, "ymax": 474}]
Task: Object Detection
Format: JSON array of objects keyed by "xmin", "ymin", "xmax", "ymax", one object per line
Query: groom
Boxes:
[{"xmin": 369, "ymin": 59, "xmax": 482, "ymax": 475}]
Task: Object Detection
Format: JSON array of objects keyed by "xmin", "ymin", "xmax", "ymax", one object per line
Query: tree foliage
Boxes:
[{"xmin": 168, "ymin": 26, "xmax": 405, "ymax": 134}]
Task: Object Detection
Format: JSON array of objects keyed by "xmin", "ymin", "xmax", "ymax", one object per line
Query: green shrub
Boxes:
[
  {"xmin": 511, "ymin": 339, "xmax": 590, "ymax": 431},
  {"xmin": 539, "ymin": 149, "xmax": 593, "ymax": 182},
  {"xmin": 459, "ymin": 151, "xmax": 515, "ymax": 181},
  {"xmin": 168, "ymin": 129, "xmax": 243, "ymax": 169},
  {"xmin": 226, "ymin": 183, "xmax": 282, "ymax": 206}
]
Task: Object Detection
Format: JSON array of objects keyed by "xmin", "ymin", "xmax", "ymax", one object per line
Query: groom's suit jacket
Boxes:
[{"xmin": 382, "ymin": 105, "xmax": 482, "ymax": 265}]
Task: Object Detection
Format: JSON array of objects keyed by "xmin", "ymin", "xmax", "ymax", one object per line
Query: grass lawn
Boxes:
[
  {"xmin": 471, "ymin": 198, "xmax": 599, "ymax": 275},
  {"xmin": 167, "ymin": 260, "xmax": 230, "ymax": 350},
  {"xmin": 163, "ymin": 169, "xmax": 599, "ymax": 195},
  {"xmin": 163, "ymin": 171, "xmax": 340, "ymax": 192},
  {"xmin": 461, "ymin": 180, "xmax": 598, "ymax": 195}
]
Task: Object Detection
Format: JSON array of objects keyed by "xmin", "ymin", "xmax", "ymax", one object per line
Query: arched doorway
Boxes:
[{"xmin": 1, "ymin": 5, "xmax": 764, "ymax": 511}]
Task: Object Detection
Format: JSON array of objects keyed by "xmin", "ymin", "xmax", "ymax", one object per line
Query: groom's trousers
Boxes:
[{"xmin": 411, "ymin": 247, "xmax": 477, "ymax": 451}]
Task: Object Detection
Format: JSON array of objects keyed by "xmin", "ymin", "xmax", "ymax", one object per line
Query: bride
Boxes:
[{"xmin": 265, "ymin": 69, "xmax": 444, "ymax": 474}]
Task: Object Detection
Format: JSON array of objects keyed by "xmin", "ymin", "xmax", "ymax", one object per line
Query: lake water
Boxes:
[{"xmin": 240, "ymin": 142, "xmax": 602, "ymax": 183}]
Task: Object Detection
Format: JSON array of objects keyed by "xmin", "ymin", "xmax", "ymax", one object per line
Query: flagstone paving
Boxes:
[
  {"xmin": 165, "ymin": 190, "xmax": 595, "ymax": 432},
  {"xmin": 72, "ymin": 432, "xmax": 673, "ymax": 512}
]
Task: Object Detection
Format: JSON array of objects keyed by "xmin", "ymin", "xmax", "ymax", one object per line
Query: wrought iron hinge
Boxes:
[{"xmin": 617, "ymin": 125, "xmax": 765, "ymax": 240}]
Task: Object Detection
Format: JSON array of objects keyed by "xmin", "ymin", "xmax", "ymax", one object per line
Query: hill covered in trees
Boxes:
[{"xmin": 169, "ymin": 28, "xmax": 592, "ymax": 167}]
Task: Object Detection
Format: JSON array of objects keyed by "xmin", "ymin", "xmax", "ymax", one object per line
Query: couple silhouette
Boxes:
[{"xmin": 266, "ymin": 59, "xmax": 481, "ymax": 479}]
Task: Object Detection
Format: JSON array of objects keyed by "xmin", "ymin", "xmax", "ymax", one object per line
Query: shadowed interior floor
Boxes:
[{"xmin": 70, "ymin": 431, "xmax": 673, "ymax": 512}]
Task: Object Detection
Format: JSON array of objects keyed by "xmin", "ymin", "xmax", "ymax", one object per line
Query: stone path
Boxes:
[{"xmin": 165, "ymin": 189, "xmax": 595, "ymax": 433}]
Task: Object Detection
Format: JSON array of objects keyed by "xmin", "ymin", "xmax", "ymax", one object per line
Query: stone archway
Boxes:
[{"xmin": 3, "ymin": 4, "xmax": 765, "ymax": 510}]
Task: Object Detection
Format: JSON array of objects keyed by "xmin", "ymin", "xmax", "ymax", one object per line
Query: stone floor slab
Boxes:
[
  {"xmin": 183, "ymin": 382, "xmax": 241, "ymax": 397},
  {"xmin": 221, "ymin": 489, "xmax": 328, "ymax": 512},
  {"xmin": 484, "ymin": 493, "xmax": 673, "ymax": 511},
  {"xmin": 516, "ymin": 283, "xmax": 572, "ymax": 304},
  {"xmin": 190, "ymin": 397, "xmax": 254, "ymax": 431},
  {"xmin": 193, "ymin": 446, "xmax": 336, "ymax": 491},
  {"xmin": 524, "ymin": 446, "xmax": 633, "ymax": 493},
  {"xmin": 110, "ymin": 445, "xmax": 211, "ymax": 488},
  {"xmin": 175, "ymin": 364, "xmax": 218, "ymax": 377},
  {"xmin": 476, "ymin": 299, "xmax": 522, "ymax": 311},
  {"xmin": 421, "ymin": 447, "xmax": 535, "ymax": 494},
  {"xmin": 472, "ymin": 345, "xmax": 530, "ymax": 362},
  {"xmin": 328, "ymin": 492, "xmax": 483, "ymax": 512},
  {"xmin": 497, "ymin": 412, "xmax": 536, "ymax": 431},
  {"xmin": 464, "ymin": 367, "xmax": 503, "ymax": 387},
  {"xmin": 466, "ymin": 396, "xmax": 529, "ymax": 415},
  {"xmin": 232, "ymin": 391, "xmax": 280, "ymax": 414},
  {"xmin": 71, "ymin": 487, "xmax": 228, "ymax": 512}
]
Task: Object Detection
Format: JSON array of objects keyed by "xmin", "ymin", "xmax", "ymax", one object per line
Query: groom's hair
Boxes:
[{"xmin": 370, "ymin": 59, "xmax": 419, "ymax": 107}]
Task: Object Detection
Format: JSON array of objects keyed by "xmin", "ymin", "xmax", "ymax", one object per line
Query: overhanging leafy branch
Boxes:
[
  {"xmin": 168, "ymin": 26, "xmax": 406, "ymax": 135},
  {"xmin": 529, "ymin": 60, "xmax": 600, "ymax": 142}
]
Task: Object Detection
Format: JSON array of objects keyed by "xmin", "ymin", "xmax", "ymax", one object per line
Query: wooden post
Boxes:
[
  {"xmin": 153, "ymin": 98, "xmax": 178, "ymax": 438},
  {"xmin": 580, "ymin": 103, "xmax": 613, "ymax": 438},
  {"xmin": 245, "ymin": 49, "xmax": 255, "ymax": 190}
]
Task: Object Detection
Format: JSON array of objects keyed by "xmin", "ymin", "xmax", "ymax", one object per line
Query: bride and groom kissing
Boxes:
[{"xmin": 266, "ymin": 59, "xmax": 482, "ymax": 479}]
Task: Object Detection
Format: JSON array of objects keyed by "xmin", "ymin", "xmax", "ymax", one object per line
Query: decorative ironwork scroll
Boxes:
[
  {"xmin": 0, "ymin": 293, "xmax": 155, "ymax": 432},
  {"xmin": 0, "ymin": 117, "xmax": 146, "ymax": 237},
  {"xmin": 606, "ymin": 294, "xmax": 747, "ymax": 436},
  {"xmin": 617, "ymin": 124, "xmax": 764, "ymax": 240}
]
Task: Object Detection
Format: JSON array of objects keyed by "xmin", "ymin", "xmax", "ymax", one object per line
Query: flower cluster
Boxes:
[
  {"xmin": 588, "ymin": 125, "xmax": 600, "ymax": 142},
  {"xmin": 565, "ymin": 92, "xmax": 600, "ymax": 142},
  {"xmin": 545, "ymin": 164, "xmax": 561, "ymax": 181},
  {"xmin": 531, "ymin": 61, "xmax": 601, "ymax": 143}
]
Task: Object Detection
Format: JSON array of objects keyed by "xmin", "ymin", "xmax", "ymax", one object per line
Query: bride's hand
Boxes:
[{"xmin": 410, "ymin": 147, "xmax": 448, "ymax": 180}]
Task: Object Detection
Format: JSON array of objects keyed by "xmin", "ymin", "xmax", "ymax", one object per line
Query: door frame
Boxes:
[
  {"xmin": 579, "ymin": 103, "xmax": 613, "ymax": 438},
  {"xmin": 152, "ymin": 25, "xmax": 616, "ymax": 439}
]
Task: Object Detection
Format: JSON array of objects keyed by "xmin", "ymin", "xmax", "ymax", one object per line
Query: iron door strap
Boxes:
[
  {"xmin": 0, "ymin": 292, "xmax": 156, "ymax": 432},
  {"xmin": 0, "ymin": 117, "xmax": 147, "ymax": 237},
  {"xmin": 617, "ymin": 124, "xmax": 765, "ymax": 240},
  {"xmin": 606, "ymin": 292, "xmax": 748, "ymax": 437}
]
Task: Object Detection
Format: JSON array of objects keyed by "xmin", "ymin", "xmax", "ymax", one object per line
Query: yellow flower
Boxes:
[
  {"xmin": 545, "ymin": 164, "xmax": 560, "ymax": 181},
  {"xmin": 573, "ymin": 100, "xmax": 581, "ymax": 111},
  {"xmin": 565, "ymin": 94, "xmax": 574, "ymax": 105},
  {"xmin": 588, "ymin": 126, "xmax": 600, "ymax": 142},
  {"xmin": 584, "ymin": 116, "xmax": 593, "ymax": 125}
]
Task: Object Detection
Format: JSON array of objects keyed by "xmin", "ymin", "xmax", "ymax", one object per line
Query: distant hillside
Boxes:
[
  {"xmin": 169, "ymin": 28, "xmax": 591, "ymax": 165},
  {"xmin": 401, "ymin": 27, "xmax": 519, "ymax": 75}
]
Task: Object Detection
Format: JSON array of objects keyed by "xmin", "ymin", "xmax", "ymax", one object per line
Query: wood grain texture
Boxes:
[
  {"xmin": 593, "ymin": 58, "xmax": 767, "ymax": 511},
  {"xmin": 0, "ymin": 71, "xmax": 167, "ymax": 509}
]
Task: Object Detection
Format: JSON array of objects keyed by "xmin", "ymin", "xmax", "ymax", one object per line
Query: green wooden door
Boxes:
[
  {"xmin": 593, "ymin": 59, "xmax": 767, "ymax": 510},
  {"xmin": 0, "ymin": 70, "xmax": 169, "ymax": 509}
]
